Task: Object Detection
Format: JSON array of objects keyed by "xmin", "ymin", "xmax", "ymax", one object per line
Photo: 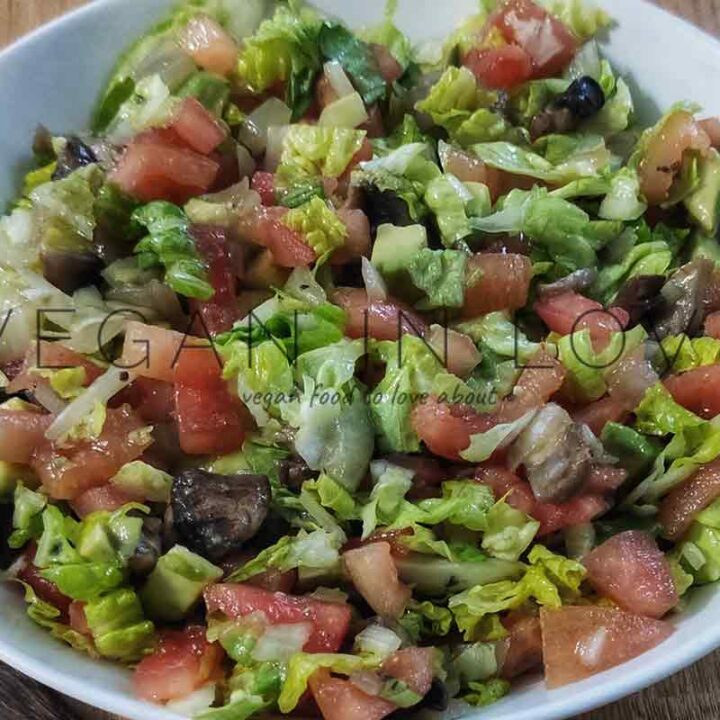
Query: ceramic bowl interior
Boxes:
[{"xmin": 1, "ymin": 1, "xmax": 720, "ymax": 718}]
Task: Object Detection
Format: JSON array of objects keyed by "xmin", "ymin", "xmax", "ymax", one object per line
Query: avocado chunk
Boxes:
[
  {"xmin": 178, "ymin": 71, "xmax": 230, "ymax": 116},
  {"xmin": 685, "ymin": 150, "xmax": 720, "ymax": 233},
  {"xmin": 371, "ymin": 223, "xmax": 428, "ymax": 295},
  {"xmin": 601, "ymin": 422, "xmax": 660, "ymax": 480},
  {"xmin": 141, "ymin": 545, "xmax": 223, "ymax": 622}
]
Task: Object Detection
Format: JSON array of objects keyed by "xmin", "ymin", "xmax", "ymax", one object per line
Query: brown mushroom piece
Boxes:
[
  {"xmin": 128, "ymin": 516, "xmax": 163, "ymax": 577},
  {"xmin": 42, "ymin": 250, "xmax": 104, "ymax": 294},
  {"xmin": 170, "ymin": 470, "xmax": 271, "ymax": 562}
]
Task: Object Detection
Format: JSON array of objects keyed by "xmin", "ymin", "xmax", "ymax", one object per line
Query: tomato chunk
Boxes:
[
  {"xmin": 499, "ymin": 613, "xmax": 543, "ymax": 679},
  {"xmin": 133, "ymin": 626, "xmax": 223, "ymax": 704},
  {"xmin": 382, "ymin": 647, "xmax": 434, "ymax": 696},
  {"xmin": 177, "ymin": 16, "xmax": 239, "ymax": 77},
  {"xmin": 204, "ymin": 583, "xmax": 352, "ymax": 653},
  {"xmin": 169, "ymin": 98, "xmax": 227, "ymax": 155},
  {"xmin": 705, "ymin": 311, "xmax": 720, "ymax": 339},
  {"xmin": 463, "ymin": 253, "xmax": 532, "ymax": 318},
  {"xmin": 17, "ymin": 549, "xmax": 71, "ymax": 619},
  {"xmin": 121, "ymin": 322, "xmax": 193, "ymax": 384},
  {"xmin": 343, "ymin": 542, "xmax": 411, "ymax": 619},
  {"xmin": 309, "ymin": 669, "xmax": 396, "ymax": 720},
  {"xmin": 174, "ymin": 347, "xmax": 248, "ymax": 456},
  {"xmin": 111, "ymin": 141, "xmax": 219, "ymax": 205},
  {"xmin": 659, "ymin": 459, "xmax": 720, "ymax": 540},
  {"xmin": 0, "ymin": 410, "xmax": 52, "ymax": 464},
  {"xmin": 584, "ymin": 531, "xmax": 678, "ymax": 618},
  {"xmin": 664, "ymin": 364, "xmax": 720, "ymax": 419},
  {"xmin": 251, "ymin": 171, "xmax": 276, "ymax": 206},
  {"xmin": 541, "ymin": 606, "xmax": 674, "ymax": 687},
  {"xmin": 572, "ymin": 396, "xmax": 630, "ymax": 437},
  {"xmin": 464, "ymin": 45, "xmax": 534, "ymax": 90},
  {"xmin": 71, "ymin": 484, "xmax": 137, "ymax": 518},
  {"xmin": 239, "ymin": 207, "xmax": 317, "ymax": 268}
]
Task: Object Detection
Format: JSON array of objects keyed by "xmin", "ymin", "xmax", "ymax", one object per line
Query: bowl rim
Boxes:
[{"xmin": 1, "ymin": 1, "xmax": 720, "ymax": 719}]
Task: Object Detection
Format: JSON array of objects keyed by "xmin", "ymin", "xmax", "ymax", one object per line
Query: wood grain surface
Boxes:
[{"xmin": 0, "ymin": 1, "xmax": 719, "ymax": 719}]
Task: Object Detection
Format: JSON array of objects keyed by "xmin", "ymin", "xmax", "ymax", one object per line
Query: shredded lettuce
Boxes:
[
  {"xmin": 675, "ymin": 497, "xmax": 720, "ymax": 584},
  {"xmin": 8, "ymin": 482, "xmax": 47, "ymax": 549},
  {"xmin": 282, "ymin": 197, "xmax": 347, "ymax": 259},
  {"xmin": 539, "ymin": 0, "xmax": 611, "ymax": 39},
  {"xmin": 481, "ymin": 501, "xmax": 540, "ymax": 562},
  {"xmin": 657, "ymin": 335, "xmax": 720, "ymax": 374},
  {"xmin": 408, "ymin": 248, "xmax": 467, "ymax": 309}
]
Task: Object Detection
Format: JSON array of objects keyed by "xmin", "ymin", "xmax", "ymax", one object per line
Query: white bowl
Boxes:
[{"xmin": 1, "ymin": 1, "xmax": 720, "ymax": 718}]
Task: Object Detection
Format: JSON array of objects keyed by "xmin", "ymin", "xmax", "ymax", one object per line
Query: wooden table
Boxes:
[{"xmin": 1, "ymin": 0, "xmax": 720, "ymax": 718}]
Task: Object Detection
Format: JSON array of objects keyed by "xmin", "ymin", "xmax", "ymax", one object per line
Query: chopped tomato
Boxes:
[
  {"xmin": 169, "ymin": 98, "xmax": 227, "ymax": 155},
  {"xmin": 639, "ymin": 110, "xmax": 711, "ymax": 205},
  {"xmin": 533, "ymin": 494, "xmax": 609, "ymax": 536},
  {"xmin": 439, "ymin": 145, "xmax": 503, "ymax": 200},
  {"xmin": 584, "ymin": 531, "xmax": 678, "ymax": 618},
  {"xmin": 426, "ymin": 325, "xmax": 482, "ymax": 378},
  {"xmin": 492, "ymin": 0, "xmax": 578, "ymax": 78},
  {"xmin": 309, "ymin": 669, "xmax": 396, "ymax": 720},
  {"xmin": 204, "ymin": 583, "xmax": 352, "ymax": 653},
  {"xmin": 705, "ymin": 311, "xmax": 720, "ymax": 339},
  {"xmin": 133, "ymin": 626, "xmax": 223, "ymax": 703},
  {"xmin": 700, "ymin": 117, "xmax": 720, "ymax": 148},
  {"xmin": 111, "ymin": 141, "xmax": 219, "ymax": 205},
  {"xmin": 17, "ymin": 549, "xmax": 71, "ymax": 619},
  {"xmin": 572, "ymin": 396, "xmax": 630, "ymax": 437},
  {"xmin": 343, "ymin": 542, "xmax": 411, "ymax": 619},
  {"xmin": 382, "ymin": 647, "xmax": 434, "ymax": 696},
  {"xmin": 0, "ymin": 410, "xmax": 52, "ymax": 464},
  {"xmin": 360, "ymin": 105, "xmax": 385, "ymax": 139},
  {"xmin": 70, "ymin": 484, "xmax": 138, "ymax": 518},
  {"xmin": 121, "ymin": 322, "xmax": 194, "ymax": 384},
  {"xmin": 332, "ymin": 287, "xmax": 427, "ymax": 341},
  {"xmin": 534, "ymin": 291, "xmax": 629, "ymax": 346},
  {"xmin": 332, "ymin": 209, "xmax": 372, "ymax": 265},
  {"xmin": 251, "ymin": 171, "xmax": 276, "ymax": 206},
  {"xmin": 371, "ymin": 43, "xmax": 404, "ymax": 84},
  {"xmin": 412, "ymin": 397, "xmax": 496, "ymax": 461},
  {"xmin": 463, "ymin": 253, "xmax": 532, "ymax": 318},
  {"xmin": 189, "ymin": 226, "xmax": 240, "ymax": 335},
  {"xmin": 475, "ymin": 465, "xmax": 536, "ymax": 515},
  {"xmin": 68, "ymin": 601, "xmax": 91, "ymax": 636},
  {"xmin": 343, "ymin": 527, "xmax": 415, "ymax": 557},
  {"xmin": 659, "ymin": 459, "xmax": 720, "ymax": 540},
  {"xmin": 116, "ymin": 377, "xmax": 175, "ymax": 423},
  {"xmin": 540, "ymin": 606, "xmax": 674, "ymax": 688},
  {"xmin": 31, "ymin": 406, "xmax": 152, "ymax": 500},
  {"xmin": 315, "ymin": 74, "xmax": 339, "ymax": 110},
  {"xmin": 499, "ymin": 613, "xmax": 543, "ymax": 679},
  {"xmin": 497, "ymin": 348, "xmax": 566, "ymax": 422},
  {"xmin": 664, "ymin": 364, "xmax": 720, "ymax": 419},
  {"xmin": 583, "ymin": 466, "xmax": 627, "ymax": 496},
  {"xmin": 174, "ymin": 347, "xmax": 248, "ymax": 456},
  {"xmin": 464, "ymin": 45, "xmax": 534, "ymax": 90},
  {"xmin": 177, "ymin": 16, "xmax": 239, "ymax": 77},
  {"xmin": 239, "ymin": 207, "xmax": 317, "ymax": 267}
]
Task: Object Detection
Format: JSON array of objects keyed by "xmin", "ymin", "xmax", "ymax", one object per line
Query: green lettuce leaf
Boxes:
[
  {"xmin": 424, "ymin": 174, "xmax": 474, "ymax": 247},
  {"xmin": 399, "ymin": 599, "xmax": 454, "ymax": 641},
  {"xmin": 282, "ymin": 196, "xmax": 347, "ymax": 259},
  {"xmin": 361, "ymin": 461, "xmax": 415, "ymax": 538},
  {"xmin": 657, "ymin": 335, "xmax": 720, "ymax": 374},
  {"xmin": 634, "ymin": 382, "xmax": 705, "ymax": 436},
  {"xmin": 481, "ymin": 501, "xmax": 540, "ymax": 562},
  {"xmin": 8, "ymin": 482, "xmax": 47, "ymax": 549},
  {"xmin": 538, "ymin": 0, "xmax": 611, "ymax": 39},
  {"xmin": 598, "ymin": 167, "xmax": 647, "ymax": 221},
  {"xmin": 416, "ymin": 66, "xmax": 479, "ymax": 132},
  {"xmin": 461, "ymin": 411, "xmax": 537, "ymax": 463},
  {"xmin": 110, "ymin": 460, "xmax": 172, "ymax": 503},
  {"xmin": 463, "ymin": 679, "xmax": 511, "ymax": 708},
  {"xmin": 674, "ymin": 497, "xmax": 720, "ymax": 584},
  {"xmin": 408, "ymin": 248, "xmax": 467, "ymax": 309}
]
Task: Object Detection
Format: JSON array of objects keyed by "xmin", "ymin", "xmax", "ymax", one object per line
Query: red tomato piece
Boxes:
[
  {"xmin": 533, "ymin": 494, "xmax": 608, "ymax": 536},
  {"xmin": 0, "ymin": 410, "xmax": 52, "ymax": 464},
  {"xmin": 177, "ymin": 16, "xmax": 239, "ymax": 77},
  {"xmin": 332, "ymin": 287, "xmax": 427, "ymax": 342},
  {"xmin": 659, "ymin": 459, "xmax": 720, "ymax": 541},
  {"xmin": 68, "ymin": 601, "xmax": 91, "ymax": 636},
  {"xmin": 412, "ymin": 397, "xmax": 497, "ymax": 461},
  {"xmin": 70, "ymin": 484, "xmax": 138, "ymax": 518},
  {"xmin": 174, "ymin": 347, "xmax": 248, "ymax": 456},
  {"xmin": 188, "ymin": 226, "xmax": 240, "ymax": 336},
  {"xmin": 475, "ymin": 465, "xmax": 536, "ymax": 515},
  {"xmin": 261, "ymin": 215, "xmax": 317, "ymax": 268},
  {"xmin": 493, "ymin": 0, "xmax": 578, "ymax": 77},
  {"xmin": 700, "ymin": 117, "xmax": 720, "ymax": 148},
  {"xmin": 331, "ymin": 209, "xmax": 371, "ymax": 265},
  {"xmin": 251, "ymin": 171, "xmax": 276, "ymax": 206},
  {"xmin": 582, "ymin": 466, "xmax": 627, "ymax": 496},
  {"xmin": 133, "ymin": 626, "xmax": 223, "ymax": 704},
  {"xmin": 540, "ymin": 606, "xmax": 674, "ymax": 688},
  {"xmin": 534, "ymin": 291, "xmax": 629, "ymax": 346},
  {"xmin": 664, "ymin": 364, "xmax": 720, "ymax": 419},
  {"xmin": 31, "ymin": 406, "xmax": 152, "ymax": 500},
  {"xmin": 309, "ymin": 669, "xmax": 396, "ymax": 720},
  {"xmin": 571, "ymin": 395, "xmax": 630, "ymax": 437},
  {"xmin": 426, "ymin": 325, "xmax": 482, "ymax": 379},
  {"xmin": 704, "ymin": 311, "xmax": 720, "ymax": 339},
  {"xmin": 371, "ymin": 43, "xmax": 404, "ymax": 84},
  {"xmin": 343, "ymin": 542, "xmax": 411, "ymax": 619},
  {"xmin": 499, "ymin": 613, "xmax": 543, "ymax": 679},
  {"xmin": 584, "ymin": 531, "xmax": 678, "ymax": 618},
  {"xmin": 203, "ymin": 583, "xmax": 352, "ymax": 654},
  {"xmin": 463, "ymin": 253, "xmax": 532, "ymax": 318},
  {"xmin": 439, "ymin": 145, "xmax": 503, "ymax": 200},
  {"xmin": 169, "ymin": 98, "xmax": 227, "ymax": 155},
  {"xmin": 121, "ymin": 322, "xmax": 193, "ymax": 384},
  {"xmin": 111, "ymin": 141, "xmax": 219, "ymax": 205},
  {"xmin": 382, "ymin": 647, "xmax": 434, "ymax": 696},
  {"xmin": 464, "ymin": 45, "xmax": 534, "ymax": 90},
  {"xmin": 115, "ymin": 377, "xmax": 176, "ymax": 423}
]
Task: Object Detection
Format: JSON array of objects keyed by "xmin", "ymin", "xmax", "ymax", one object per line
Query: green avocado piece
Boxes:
[
  {"xmin": 178, "ymin": 71, "xmax": 230, "ymax": 116},
  {"xmin": 371, "ymin": 223, "xmax": 429, "ymax": 294},
  {"xmin": 141, "ymin": 545, "xmax": 223, "ymax": 622},
  {"xmin": 601, "ymin": 422, "xmax": 660, "ymax": 480},
  {"xmin": 685, "ymin": 150, "xmax": 720, "ymax": 233}
]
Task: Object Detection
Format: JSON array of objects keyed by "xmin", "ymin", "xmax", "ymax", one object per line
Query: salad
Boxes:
[{"xmin": 2, "ymin": 0, "xmax": 720, "ymax": 716}]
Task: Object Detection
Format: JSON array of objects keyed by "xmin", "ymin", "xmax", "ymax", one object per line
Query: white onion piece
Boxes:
[
  {"xmin": 238, "ymin": 98, "xmax": 292, "ymax": 156},
  {"xmin": 32, "ymin": 384, "xmax": 67, "ymax": 415},
  {"xmin": 508, "ymin": 403, "xmax": 573, "ymax": 471},
  {"xmin": 264, "ymin": 125, "xmax": 291, "ymax": 172},
  {"xmin": 324, "ymin": 61, "xmax": 356, "ymax": 98},
  {"xmin": 361, "ymin": 257, "xmax": 388, "ymax": 303},
  {"xmin": 166, "ymin": 683, "xmax": 217, "ymax": 715},
  {"xmin": 131, "ymin": 38, "xmax": 196, "ymax": 91},
  {"xmin": 349, "ymin": 671, "xmax": 384, "ymax": 697},
  {"xmin": 318, "ymin": 92, "xmax": 369, "ymax": 129},
  {"xmin": 252, "ymin": 622, "xmax": 312, "ymax": 662},
  {"xmin": 45, "ymin": 366, "xmax": 133, "ymax": 441},
  {"xmin": 354, "ymin": 624, "xmax": 402, "ymax": 659},
  {"xmin": 236, "ymin": 141, "xmax": 257, "ymax": 180}
]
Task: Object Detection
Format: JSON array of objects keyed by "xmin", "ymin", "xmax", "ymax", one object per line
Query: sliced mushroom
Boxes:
[
  {"xmin": 170, "ymin": 470, "xmax": 271, "ymax": 561},
  {"xmin": 128, "ymin": 516, "xmax": 163, "ymax": 577},
  {"xmin": 614, "ymin": 274, "xmax": 665, "ymax": 326},
  {"xmin": 538, "ymin": 268, "xmax": 598, "ymax": 299},
  {"xmin": 278, "ymin": 456, "xmax": 316, "ymax": 492},
  {"xmin": 52, "ymin": 136, "xmax": 98, "ymax": 180},
  {"xmin": 42, "ymin": 250, "xmax": 103, "ymax": 294}
]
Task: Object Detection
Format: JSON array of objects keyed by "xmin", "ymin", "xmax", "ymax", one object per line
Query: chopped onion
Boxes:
[
  {"xmin": 131, "ymin": 38, "xmax": 196, "ymax": 91},
  {"xmin": 236, "ymin": 141, "xmax": 257, "ymax": 180},
  {"xmin": 252, "ymin": 622, "xmax": 312, "ymax": 662},
  {"xmin": 319, "ymin": 92, "xmax": 369, "ymax": 129},
  {"xmin": 264, "ymin": 125, "xmax": 291, "ymax": 172},
  {"xmin": 354, "ymin": 624, "xmax": 402, "ymax": 659},
  {"xmin": 238, "ymin": 98, "xmax": 292, "ymax": 156},
  {"xmin": 324, "ymin": 61, "xmax": 356, "ymax": 98},
  {"xmin": 508, "ymin": 403, "xmax": 573, "ymax": 471},
  {"xmin": 349, "ymin": 671, "xmax": 384, "ymax": 696},
  {"xmin": 32, "ymin": 384, "xmax": 67, "ymax": 415},
  {"xmin": 166, "ymin": 683, "xmax": 217, "ymax": 715},
  {"xmin": 45, "ymin": 366, "xmax": 133, "ymax": 442},
  {"xmin": 361, "ymin": 257, "xmax": 388, "ymax": 303},
  {"xmin": 224, "ymin": 0, "xmax": 269, "ymax": 40}
]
